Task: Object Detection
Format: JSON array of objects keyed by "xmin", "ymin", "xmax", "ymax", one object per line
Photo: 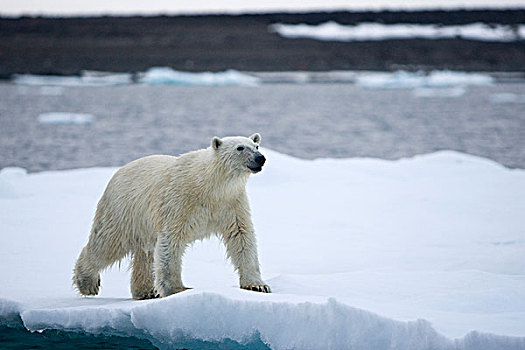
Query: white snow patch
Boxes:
[
  {"xmin": 139, "ymin": 67, "xmax": 260, "ymax": 86},
  {"xmin": 355, "ymin": 70, "xmax": 493, "ymax": 89},
  {"xmin": 271, "ymin": 22, "xmax": 525, "ymax": 42},
  {"xmin": 37, "ymin": 112, "xmax": 95, "ymax": 125},
  {"xmin": 1, "ymin": 151, "xmax": 524, "ymax": 348}
]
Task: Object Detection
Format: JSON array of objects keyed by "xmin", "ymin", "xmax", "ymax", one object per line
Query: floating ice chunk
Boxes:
[
  {"xmin": 426, "ymin": 71, "xmax": 494, "ymax": 86},
  {"xmin": 356, "ymin": 70, "xmax": 493, "ymax": 89},
  {"xmin": 13, "ymin": 72, "xmax": 133, "ymax": 86},
  {"xmin": 271, "ymin": 22, "xmax": 525, "ymax": 42},
  {"xmin": 13, "ymin": 75, "xmax": 83, "ymax": 86},
  {"xmin": 490, "ymin": 93, "xmax": 525, "ymax": 104},
  {"xmin": 37, "ymin": 112, "xmax": 95, "ymax": 125},
  {"xmin": 356, "ymin": 71, "xmax": 426, "ymax": 89},
  {"xmin": 139, "ymin": 67, "xmax": 260, "ymax": 86}
]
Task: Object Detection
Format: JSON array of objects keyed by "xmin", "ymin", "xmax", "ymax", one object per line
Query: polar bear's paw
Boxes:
[
  {"xmin": 133, "ymin": 290, "xmax": 160, "ymax": 300},
  {"xmin": 155, "ymin": 285, "xmax": 192, "ymax": 298},
  {"xmin": 241, "ymin": 284, "xmax": 271, "ymax": 293}
]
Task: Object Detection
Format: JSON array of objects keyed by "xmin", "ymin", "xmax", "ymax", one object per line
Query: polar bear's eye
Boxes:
[
  {"xmin": 255, "ymin": 146, "xmax": 259, "ymax": 150},
  {"xmin": 237, "ymin": 146, "xmax": 245, "ymax": 151}
]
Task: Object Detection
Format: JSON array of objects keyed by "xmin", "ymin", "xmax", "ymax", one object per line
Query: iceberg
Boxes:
[
  {"xmin": 271, "ymin": 22, "xmax": 525, "ymax": 42},
  {"xmin": 1, "ymin": 150, "xmax": 524, "ymax": 349},
  {"xmin": 139, "ymin": 67, "xmax": 260, "ymax": 86}
]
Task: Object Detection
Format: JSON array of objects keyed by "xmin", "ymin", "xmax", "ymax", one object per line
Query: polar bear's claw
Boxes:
[
  {"xmin": 134, "ymin": 291, "xmax": 160, "ymax": 300},
  {"xmin": 242, "ymin": 284, "xmax": 271, "ymax": 293}
]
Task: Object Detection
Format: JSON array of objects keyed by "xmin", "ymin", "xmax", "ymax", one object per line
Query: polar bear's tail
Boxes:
[{"xmin": 73, "ymin": 246, "xmax": 101, "ymax": 296}]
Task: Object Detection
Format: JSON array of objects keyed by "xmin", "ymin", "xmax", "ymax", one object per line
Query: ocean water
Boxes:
[
  {"xmin": 1, "ymin": 79, "xmax": 524, "ymax": 172},
  {"xmin": 0, "ymin": 315, "xmax": 270, "ymax": 350}
]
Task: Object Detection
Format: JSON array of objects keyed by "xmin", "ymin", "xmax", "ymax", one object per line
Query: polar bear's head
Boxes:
[{"xmin": 211, "ymin": 133, "xmax": 266, "ymax": 174}]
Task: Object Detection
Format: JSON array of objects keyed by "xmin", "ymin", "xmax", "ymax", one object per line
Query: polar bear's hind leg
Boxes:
[
  {"xmin": 73, "ymin": 246, "xmax": 102, "ymax": 296},
  {"xmin": 130, "ymin": 248, "xmax": 157, "ymax": 300}
]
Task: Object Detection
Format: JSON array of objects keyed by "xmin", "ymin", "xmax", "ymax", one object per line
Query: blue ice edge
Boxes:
[{"xmin": 2, "ymin": 293, "xmax": 525, "ymax": 350}]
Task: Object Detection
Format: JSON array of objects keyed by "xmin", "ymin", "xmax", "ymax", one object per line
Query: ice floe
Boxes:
[
  {"xmin": 138, "ymin": 67, "xmax": 260, "ymax": 86},
  {"xmin": 13, "ymin": 71, "xmax": 133, "ymax": 87},
  {"xmin": 1, "ymin": 150, "xmax": 524, "ymax": 349},
  {"xmin": 355, "ymin": 70, "xmax": 493, "ymax": 89},
  {"xmin": 37, "ymin": 112, "xmax": 95, "ymax": 125},
  {"xmin": 271, "ymin": 22, "xmax": 525, "ymax": 42}
]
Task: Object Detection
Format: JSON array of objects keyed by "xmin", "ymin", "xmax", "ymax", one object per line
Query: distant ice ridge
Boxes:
[
  {"xmin": 271, "ymin": 22, "xmax": 525, "ymax": 42},
  {"xmin": 355, "ymin": 70, "xmax": 494, "ymax": 90},
  {"xmin": 12, "ymin": 68, "xmax": 260, "ymax": 87},
  {"xmin": 1, "ymin": 151, "xmax": 525, "ymax": 349},
  {"xmin": 13, "ymin": 71, "xmax": 133, "ymax": 86},
  {"xmin": 138, "ymin": 67, "xmax": 260, "ymax": 86},
  {"xmin": 37, "ymin": 112, "xmax": 95, "ymax": 125}
]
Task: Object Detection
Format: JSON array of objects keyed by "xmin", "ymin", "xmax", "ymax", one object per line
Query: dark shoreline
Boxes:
[{"xmin": 1, "ymin": 9, "xmax": 524, "ymax": 77}]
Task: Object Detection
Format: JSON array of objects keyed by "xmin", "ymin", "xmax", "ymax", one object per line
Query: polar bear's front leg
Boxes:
[
  {"xmin": 154, "ymin": 231, "xmax": 190, "ymax": 297},
  {"xmin": 223, "ymin": 227, "xmax": 271, "ymax": 293}
]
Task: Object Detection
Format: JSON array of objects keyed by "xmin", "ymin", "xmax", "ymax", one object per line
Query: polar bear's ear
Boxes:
[
  {"xmin": 250, "ymin": 133, "xmax": 261, "ymax": 144},
  {"xmin": 211, "ymin": 136, "xmax": 223, "ymax": 150}
]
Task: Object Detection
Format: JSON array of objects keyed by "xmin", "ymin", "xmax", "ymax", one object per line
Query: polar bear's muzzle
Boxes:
[{"xmin": 247, "ymin": 153, "xmax": 266, "ymax": 173}]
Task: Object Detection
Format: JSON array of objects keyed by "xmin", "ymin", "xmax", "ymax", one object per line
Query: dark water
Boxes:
[
  {"xmin": 1, "ymin": 81, "xmax": 524, "ymax": 172},
  {"xmin": 0, "ymin": 315, "xmax": 270, "ymax": 350}
]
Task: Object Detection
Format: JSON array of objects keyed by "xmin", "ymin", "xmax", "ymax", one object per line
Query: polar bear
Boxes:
[{"xmin": 73, "ymin": 133, "xmax": 270, "ymax": 299}]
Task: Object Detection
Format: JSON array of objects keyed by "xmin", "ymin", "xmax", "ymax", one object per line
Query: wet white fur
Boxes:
[{"xmin": 73, "ymin": 134, "xmax": 270, "ymax": 299}]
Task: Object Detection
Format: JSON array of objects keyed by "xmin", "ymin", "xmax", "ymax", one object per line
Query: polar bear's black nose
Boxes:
[{"xmin": 255, "ymin": 154, "xmax": 266, "ymax": 165}]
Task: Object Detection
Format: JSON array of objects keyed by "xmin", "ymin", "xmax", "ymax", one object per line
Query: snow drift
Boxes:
[{"xmin": 1, "ymin": 150, "xmax": 524, "ymax": 349}]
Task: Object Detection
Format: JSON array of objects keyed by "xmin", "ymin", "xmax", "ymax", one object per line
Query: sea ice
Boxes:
[
  {"xmin": 13, "ymin": 72, "xmax": 133, "ymax": 87},
  {"xmin": 139, "ymin": 67, "xmax": 260, "ymax": 86},
  {"xmin": 271, "ymin": 22, "xmax": 525, "ymax": 42},
  {"xmin": 37, "ymin": 112, "xmax": 95, "ymax": 125},
  {"xmin": 0, "ymin": 150, "xmax": 524, "ymax": 349},
  {"xmin": 355, "ymin": 70, "xmax": 493, "ymax": 89}
]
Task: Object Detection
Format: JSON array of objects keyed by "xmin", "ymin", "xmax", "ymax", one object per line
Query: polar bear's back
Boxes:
[{"xmin": 92, "ymin": 155, "xmax": 179, "ymax": 246}]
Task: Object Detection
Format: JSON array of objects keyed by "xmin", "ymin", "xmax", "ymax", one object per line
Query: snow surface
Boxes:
[
  {"xmin": 1, "ymin": 0, "xmax": 524, "ymax": 16},
  {"xmin": 37, "ymin": 112, "xmax": 95, "ymax": 125},
  {"xmin": 271, "ymin": 22, "xmax": 525, "ymax": 42},
  {"xmin": 1, "ymin": 151, "xmax": 525, "ymax": 349}
]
